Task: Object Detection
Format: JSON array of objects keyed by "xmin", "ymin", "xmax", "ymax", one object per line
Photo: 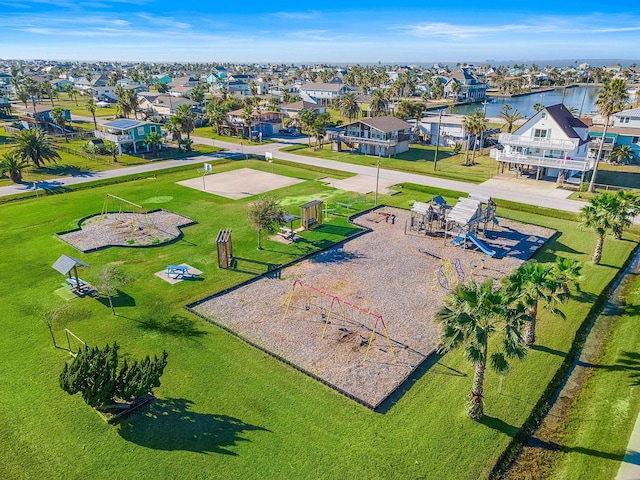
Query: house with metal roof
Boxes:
[
  {"xmin": 94, "ymin": 119, "xmax": 164, "ymax": 154},
  {"xmin": 298, "ymin": 82, "xmax": 350, "ymax": 106},
  {"xmin": 494, "ymin": 104, "xmax": 593, "ymax": 182},
  {"xmin": 330, "ymin": 115, "xmax": 413, "ymax": 156}
]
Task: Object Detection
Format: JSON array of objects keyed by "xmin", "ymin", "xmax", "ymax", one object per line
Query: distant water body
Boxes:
[{"xmin": 450, "ymin": 86, "xmax": 602, "ymax": 118}]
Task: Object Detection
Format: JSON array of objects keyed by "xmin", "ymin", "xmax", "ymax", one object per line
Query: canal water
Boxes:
[{"xmin": 451, "ymin": 86, "xmax": 602, "ymax": 118}]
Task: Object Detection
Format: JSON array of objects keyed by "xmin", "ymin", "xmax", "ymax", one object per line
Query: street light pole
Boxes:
[
  {"xmin": 375, "ymin": 157, "xmax": 381, "ymax": 206},
  {"xmin": 433, "ymin": 109, "xmax": 443, "ymax": 171}
]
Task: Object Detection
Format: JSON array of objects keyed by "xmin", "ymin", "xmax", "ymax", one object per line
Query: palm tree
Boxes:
[
  {"xmin": 502, "ymin": 261, "xmax": 566, "ymax": 346},
  {"xmin": 435, "ymin": 278, "xmax": 527, "ymax": 420},
  {"xmin": 22, "ymin": 77, "xmax": 39, "ymax": 115},
  {"xmin": 589, "ymin": 79, "xmax": 629, "ymax": 193},
  {"xmin": 49, "ymin": 107, "xmax": 69, "ymax": 142},
  {"xmin": 0, "ymin": 153, "xmax": 30, "ymax": 183},
  {"xmin": 85, "ymin": 98, "xmax": 98, "ymax": 130},
  {"xmin": 338, "ymin": 92, "xmax": 360, "ymax": 122},
  {"xmin": 175, "ymin": 103, "xmax": 195, "ymax": 140},
  {"xmin": 552, "ymin": 257, "xmax": 583, "ymax": 295},
  {"xmin": 241, "ymin": 106, "xmax": 254, "ymax": 139},
  {"xmin": 610, "ymin": 145, "xmax": 634, "ymax": 165},
  {"xmin": 143, "ymin": 132, "xmax": 163, "ymax": 158},
  {"xmin": 164, "ymin": 116, "xmax": 183, "ymax": 151},
  {"xmin": 15, "ymin": 85, "xmax": 30, "ymax": 109},
  {"xmin": 461, "ymin": 113, "xmax": 476, "ymax": 166},
  {"xmin": 610, "ymin": 190, "xmax": 640, "ymax": 239},
  {"xmin": 299, "ymin": 108, "xmax": 318, "ymax": 147},
  {"xmin": 579, "ymin": 193, "xmax": 617, "ymax": 264},
  {"xmin": 499, "ymin": 105, "xmax": 524, "ymax": 134},
  {"xmin": 40, "ymin": 80, "xmax": 55, "ymax": 107},
  {"xmin": 533, "ymin": 102, "xmax": 544, "ymax": 112},
  {"xmin": 205, "ymin": 103, "xmax": 226, "ymax": 135},
  {"xmin": 11, "ymin": 128, "xmax": 60, "ymax": 168},
  {"xmin": 103, "ymin": 140, "xmax": 118, "ymax": 163},
  {"xmin": 369, "ymin": 89, "xmax": 388, "ymax": 117},
  {"xmin": 470, "ymin": 109, "xmax": 487, "ymax": 164}
]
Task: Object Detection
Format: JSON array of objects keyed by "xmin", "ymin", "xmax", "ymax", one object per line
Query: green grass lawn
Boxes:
[
  {"xmin": 545, "ymin": 268, "xmax": 640, "ymax": 480},
  {"xmin": 283, "ymin": 143, "xmax": 498, "ymax": 183},
  {"xmin": 0, "ymin": 138, "xmax": 223, "ymax": 187},
  {"xmin": 0, "ymin": 167, "xmax": 636, "ymax": 479},
  {"xmin": 193, "ymin": 126, "xmax": 276, "ymax": 145}
]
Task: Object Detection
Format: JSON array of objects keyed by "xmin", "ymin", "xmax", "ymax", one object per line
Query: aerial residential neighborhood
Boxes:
[{"xmin": 2, "ymin": 3, "xmax": 640, "ymax": 480}]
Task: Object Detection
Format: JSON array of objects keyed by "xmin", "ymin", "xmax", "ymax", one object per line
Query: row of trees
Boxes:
[{"xmin": 436, "ymin": 256, "xmax": 581, "ymax": 419}]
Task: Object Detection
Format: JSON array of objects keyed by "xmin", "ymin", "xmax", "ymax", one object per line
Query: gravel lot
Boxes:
[
  {"xmin": 58, "ymin": 210, "xmax": 195, "ymax": 252},
  {"xmin": 193, "ymin": 207, "xmax": 554, "ymax": 408}
]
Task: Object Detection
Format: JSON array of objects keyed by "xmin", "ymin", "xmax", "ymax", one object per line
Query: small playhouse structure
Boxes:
[
  {"xmin": 216, "ymin": 229, "xmax": 233, "ymax": 269},
  {"xmin": 301, "ymin": 200, "xmax": 323, "ymax": 230},
  {"xmin": 444, "ymin": 194, "xmax": 496, "ymax": 238}
]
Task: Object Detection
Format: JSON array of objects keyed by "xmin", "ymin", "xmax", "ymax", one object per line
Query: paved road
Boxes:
[{"xmin": 0, "ymin": 112, "xmax": 588, "ymax": 214}]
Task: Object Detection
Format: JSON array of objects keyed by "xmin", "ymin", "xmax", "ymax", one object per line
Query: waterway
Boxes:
[{"xmin": 451, "ymin": 86, "xmax": 602, "ymax": 118}]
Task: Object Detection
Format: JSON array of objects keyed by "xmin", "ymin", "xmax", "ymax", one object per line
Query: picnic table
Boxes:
[{"xmin": 166, "ymin": 265, "xmax": 190, "ymax": 278}]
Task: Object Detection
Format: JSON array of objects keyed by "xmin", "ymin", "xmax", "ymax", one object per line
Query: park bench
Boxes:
[{"xmin": 278, "ymin": 227, "xmax": 297, "ymax": 241}]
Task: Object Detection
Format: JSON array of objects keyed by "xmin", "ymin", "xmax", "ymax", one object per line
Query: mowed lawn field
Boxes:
[{"xmin": 0, "ymin": 158, "xmax": 636, "ymax": 479}]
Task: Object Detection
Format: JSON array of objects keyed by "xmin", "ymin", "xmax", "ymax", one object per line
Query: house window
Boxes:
[
  {"xmin": 150, "ymin": 126, "xmax": 157, "ymax": 133},
  {"xmin": 533, "ymin": 129, "xmax": 548, "ymax": 139},
  {"xmin": 541, "ymin": 113, "xmax": 547, "ymax": 119},
  {"xmin": 621, "ymin": 117, "xmax": 630, "ymax": 124},
  {"xmin": 137, "ymin": 127, "xmax": 145, "ymax": 136},
  {"xmin": 633, "ymin": 136, "xmax": 639, "ymax": 144}
]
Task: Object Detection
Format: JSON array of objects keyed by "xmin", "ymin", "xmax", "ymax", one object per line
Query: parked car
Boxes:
[{"xmin": 280, "ymin": 128, "xmax": 299, "ymax": 137}]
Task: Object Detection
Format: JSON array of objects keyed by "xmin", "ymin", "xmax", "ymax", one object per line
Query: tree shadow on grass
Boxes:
[
  {"xmin": 38, "ymin": 165, "xmax": 96, "ymax": 178},
  {"xmin": 135, "ymin": 313, "xmax": 207, "ymax": 337},
  {"xmin": 527, "ymin": 437, "xmax": 625, "ymax": 462},
  {"xmin": 480, "ymin": 415, "xmax": 519, "ymax": 437},
  {"xmin": 530, "ymin": 344, "xmax": 567, "ymax": 358},
  {"xmin": 95, "ymin": 290, "xmax": 136, "ymax": 309},
  {"xmin": 118, "ymin": 398, "xmax": 270, "ymax": 455}
]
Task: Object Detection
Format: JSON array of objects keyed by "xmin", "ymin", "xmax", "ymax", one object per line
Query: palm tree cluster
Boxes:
[
  {"xmin": 461, "ymin": 109, "xmax": 488, "ymax": 166},
  {"xmin": 580, "ymin": 191, "xmax": 640, "ymax": 264},
  {"xmin": 498, "ymin": 104, "xmax": 524, "ymax": 134},
  {"xmin": 436, "ymin": 257, "xmax": 579, "ymax": 420}
]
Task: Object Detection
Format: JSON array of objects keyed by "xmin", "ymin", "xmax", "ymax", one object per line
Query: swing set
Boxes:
[
  {"xmin": 281, "ymin": 279, "xmax": 397, "ymax": 363},
  {"xmin": 100, "ymin": 194, "xmax": 158, "ymax": 235}
]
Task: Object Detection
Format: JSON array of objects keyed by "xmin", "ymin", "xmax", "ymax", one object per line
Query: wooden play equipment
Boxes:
[
  {"xmin": 282, "ymin": 280, "xmax": 397, "ymax": 363},
  {"xmin": 300, "ymin": 200, "xmax": 323, "ymax": 230},
  {"xmin": 100, "ymin": 194, "xmax": 158, "ymax": 237},
  {"xmin": 409, "ymin": 195, "xmax": 450, "ymax": 235},
  {"xmin": 444, "ymin": 194, "xmax": 496, "ymax": 242},
  {"xmin": 216, "ymin": 229, "xmax": 233, "ymax": 269}
]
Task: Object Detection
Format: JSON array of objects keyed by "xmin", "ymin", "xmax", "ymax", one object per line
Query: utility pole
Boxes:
[
  {"xmin": 375, "ymin": 156, "xmax": 381, "ymax": 206},
  {"xmin": 433, "ymin": 109, "xmax": 443, "ymax": 171},
  {"xmin": 479, "ymin": 99, "xmax": 488, "ymax": 154}
]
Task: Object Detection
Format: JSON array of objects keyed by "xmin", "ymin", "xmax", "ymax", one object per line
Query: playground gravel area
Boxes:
[
  {"xmin": 58, "ymin": 210, "xmax": 195, "ymax": 252},
  {"xmin": 192, "ymin": 207, "xmax": 554, "ymax": 408}
]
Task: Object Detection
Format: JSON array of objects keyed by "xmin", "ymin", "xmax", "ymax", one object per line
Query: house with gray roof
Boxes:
[
  {"xmin": 298, "ymin": 82, "xmax": 350, "ymax": 106},
  {"xmin": 494, "ymin": 103, "xmax": 593, "ymax": 183},
  {"xmin": 330, "ymin": 115, "xmax": 413, "ymax": 156},
  {"xmin": 588, "ymin": 107, "xmax": 640, "ymax": 163},
  {"xmin": 94, "ymin": 119, "xmax": 164, "ymax": 154}
]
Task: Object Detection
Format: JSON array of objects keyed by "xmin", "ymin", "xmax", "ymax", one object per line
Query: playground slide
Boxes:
[{"xmin": 466, "ymin": 233, "xmax": 496, "ymax": 257}]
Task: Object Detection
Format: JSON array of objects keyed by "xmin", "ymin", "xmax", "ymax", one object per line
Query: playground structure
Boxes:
[
  {"xmin": 432, "ymin": 257, "xmax": 465, "ymax": 291},
  {"xmin": 444, "ymin": 194, "xmax": 497, "ymax": 243},
  {"xmin": 100, "ymin": 194, "xmax": 158, "ymax": 238},
  {"xmin": 409, "ymin": 195, "xmax": 451, "ymax": 235},
  {"xmin": 282, "ymin": 280, "xmax": 397, "ymax": 364},
  {"xmin": 216, "ymin": 229, "xmax": 233, "ymax": 269},
  {"xmin": 301, "ymin": 200, "xmax": 323, "ymax": 230}
]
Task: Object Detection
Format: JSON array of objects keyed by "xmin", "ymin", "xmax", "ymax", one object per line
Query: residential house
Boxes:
[
  {"xmin": 74, "ymin": 74, "xmax": 109, "ymax": 93},
  {"xmin": 444, "ymin": 68, "xmax": 487, "ymax": 103},
  {"xmin": 588, "ymin": 107, "xmax": 640, "ymax": 162},
  {"xmin": 138, "ymin": 94, "xmax": 196, "ymax": 119},
  {"xmin": 19, "ymin": 105, "xmax": 71, "ymax": 133},
  {"xmin": 152, "ymin": 74, "xmax": 172, "ymax": 85},
  {"xmin": 330, "ymin": 116, "xmax": 413, "ymax": 156},
  {"xmin": 94, "ymin": 119, "xmax": 164, "ymax": 154},
  {"xmin": 298, "ymin": 82, "xmax": 350, "ymax": 106},
  {"xmin": 92, "ymin": 85, "xmax": 118, "ymax": 102},
  {"xmin": 0, "ymin": 96, "xmax": 11, "ymax": 117},
  {"xmin": 225, "ymin": 108, "xmax": 284, "ymax": 137},
  {"xmin": 169, "ymin": 85, "xmax": 195, "ymax": 98},
  {"xmin": 494, "ymin": 103, "xmax": 593, "ymax": 182},
  {"xmin": 167, "ymin": 76, "xmax": 199, "ymax": 89},
  {"xmin": 411, "ymin": 113, "xmax": 466, "ymax": 147},
  {"xmin": 281, "ymin": 100, "xmax": 326, "ymax": 119}
]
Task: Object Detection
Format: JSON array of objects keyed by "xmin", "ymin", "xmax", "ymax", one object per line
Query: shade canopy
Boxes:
[{"xmin": 52, "ymin": 254, "xmax": 90, "ymax": 275}]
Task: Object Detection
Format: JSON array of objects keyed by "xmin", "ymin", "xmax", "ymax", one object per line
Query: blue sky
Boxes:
[{"xmin": 1, "ymin": 0, "xmax": 640, "ymax": 63}]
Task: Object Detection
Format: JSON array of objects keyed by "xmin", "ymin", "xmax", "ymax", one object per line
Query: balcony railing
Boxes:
[
  {"xmin": 588, "ymin": 140, "xmax": 615, "ymax": 151},
  {"xmin": 495, "ymin": 150, "xmax": 594, "ymax": 171},
  {"xmin": 498, "ymin": 133, "xmax": 579, "ymax": 150},
  {"xmin": 94, "ymin": 130, "xmax": 135, "ymax": 143},
  {"xmin": 329, "ymin": 132, "xmax": 397, "ymax": 147}
]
